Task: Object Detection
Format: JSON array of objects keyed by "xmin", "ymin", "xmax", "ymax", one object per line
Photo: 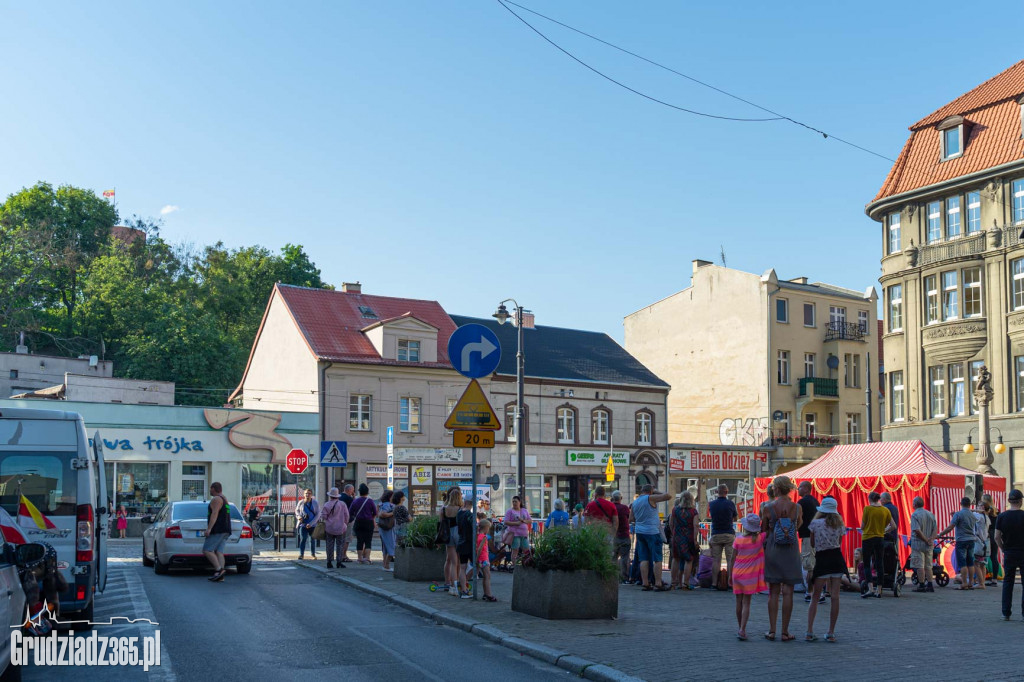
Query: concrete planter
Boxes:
[
  {"xmin": 511, "ymin": 567, "xmax": 618, "ymax": 619},
  {"xmin": 393, "ymin": 546, "xmax": 446, "ymax": 582}
]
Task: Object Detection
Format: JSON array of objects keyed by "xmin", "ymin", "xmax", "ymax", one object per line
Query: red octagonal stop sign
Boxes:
[{"xmin": 286, "ymin": 448, "xmax": 308, "ymax": 475}]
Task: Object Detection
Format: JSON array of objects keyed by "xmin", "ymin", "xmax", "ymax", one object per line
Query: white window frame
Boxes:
[
  {"xmin": 1017, "ymin": 357, "xmax": 1024, "ymax": 412},
  {"xmin": 929, "ymin": 366, "xmax": 946, "ymax": 419},
  {"xmin": 592, "ymin": 410, "xmax": 609, "ymax": 445},
  {"xmin": 556, "ymin": 408, "xmax": 575, "ymax": 444},
  {"xmin": 399, "ymin": 396, "xmax": 421, "ymax": 433},
  {"xmin": 963, "ymin": 266, "xmax": 982, "ymax": 318},
  {"xmin": 349, "ymin": 394, "xmax": 372, "ymax": 431},
  {"xmin": 505, "ymin": 404, "xmax": 517, "ymax": 442},
  {"xmin": 946, "ymin": 196, "xmax": 961, "ymax": 239},
  {"xmin": 776, "ymin": 298, "xmax": 789, "ymax": 323},
  {"xmin": 925, "ymin": 274, "xmax": 939, "ymax": 325},
  {"xmin": 858, "ymin": 310, "xmax": 868, "ymax": 334},
  {"xmin": 889, "ymin": 284, "xmax": 903, "ymax": 332},
  {"xmin": 804, "ymin": 353, "xmax": 815, "ymax": 379},
  {"xmin": 777, "ymin": 350, "xmax": 790, "ymax": 385},
  {"xmin": 636, "ymin": 412, "xmax": 652, "ymax": 446},
  {"xmin": 445, "ymin": 397, "xmax": 457, "ymax": 435},
  {"xmin": 397, "ymin": 339, "xmax": 421, "ymax": 362},
  {"xmin": 967, "ymin": 191, "xmax": 981, "ymax": 234},
  {"xmin": 1014, "ymin": 259, "xmax": 1024, "ymax": 310},
  {"xmin": 890, "ymin": 371, "xmax": 905, "ymax": 422},
  {"xmin": 803, "ymin": 302, "xmax": 815, "ymax": 327},
  {"xmin": 950, "ymin": 363, "xmax": 965, "ymax": 417},
  {"xmin": 942, "ymin": 270, "xmax": 959, "ymax": 320},
  {"xmin": 829, "ymin": 306, "xmax": 846, "ymax": 326},
  {"xmin": 804, "ymin": 413, "xmax": 816, "ymax": 439},
  {"xmin": 1014, "ymin": 179, "xmax": 1024, "ymax": 224},
  {"xmin": 846, "ymin": 413, "xmax": 861, "ymax": 445},
  {"xmin": 927, "ymin": 201, "xmax": 942, "ymax": 243},
  {"xmin": 942, "ymin": 125, "xmax": 963, "ymax": 160},
  {"xmin": 852, "ymin": 354, "xmax": 861, "ymax": 389},
  {"xmin": 887, "ymin": 212, "xmax": 901, "ymax": 254}
]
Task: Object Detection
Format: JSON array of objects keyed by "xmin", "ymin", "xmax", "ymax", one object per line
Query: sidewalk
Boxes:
[{"xmin": 295, "ymin": 549, "xmax": 1023, "ymax": 682}]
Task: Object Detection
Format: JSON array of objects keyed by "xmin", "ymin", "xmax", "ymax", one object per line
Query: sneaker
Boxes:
[
  {"xmin": 860, "ymin": 591, "xmax": 872, "ymax": 599},
  {"xmin": 326, "ymin": 561, "xmax": 334, "ymax": 569},
  {"xmin": 913, "ymin": 585, "xmax": 927, "ymax": 593},
  {"xmin": 804, "ymin": 593, "xmax": 812, "ymax": 603},
  {"xmin": 925, "ymin": 583, "xmax": 934, "ymax": 592},
  {"xmin": 818, "ymin": 594, "xmax": 827, "ymax": 604},
  {"xmin": 298, "ymin": 555, "xmax": 305, "ymax": 560},
  {"xmin": 460, "ymin": 591, "xmax": 473, "ymax": 599},
  {"xmin": 1004, "ymin": 614, "xmax": 1011, "ymax": 621}
]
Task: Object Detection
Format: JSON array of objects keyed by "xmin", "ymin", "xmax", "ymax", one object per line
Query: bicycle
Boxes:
[{"xmin": 250, "ymin": 515, "xmax": 274, "ymax": 541}]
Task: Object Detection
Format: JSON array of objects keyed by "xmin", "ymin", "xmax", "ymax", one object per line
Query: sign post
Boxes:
[
  {"xmin": 446, "ymin": 323, "xmax": 503, "ymax": 600},
  {"xmin": 386, "ymin": 426, "xmax": 395, "ymax": 491}
]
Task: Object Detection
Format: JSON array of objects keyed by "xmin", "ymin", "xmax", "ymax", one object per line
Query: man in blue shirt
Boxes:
[{"xmin": 708, "ymin": 484, "xmax": 738, "ymax": 590}]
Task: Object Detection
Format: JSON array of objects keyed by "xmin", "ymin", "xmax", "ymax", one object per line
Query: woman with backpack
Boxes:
[{"xmin": 760, "ymin": 475, "xmax": 803, "ymax": 641}]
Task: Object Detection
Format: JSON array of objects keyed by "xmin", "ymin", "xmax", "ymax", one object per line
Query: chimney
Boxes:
[
  {"xmin": 692, "ymin": 259, "xmax": 713, "ymax": 275},
  {"xmin": 515, "ymin": 312, "xmax": 535, "ymax": 329},
  {"xmin": 341, "ymin": 282, "xmax": 362, "ymax": 294},
  {"xmin": 789, "ymin": 277, "xmax": 808, "ymax": 284},
  {"xmin": 15, "ymin": 331, "xmax": 28, "ymax": 354}
]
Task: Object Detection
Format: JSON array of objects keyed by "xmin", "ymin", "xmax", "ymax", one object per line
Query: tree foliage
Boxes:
[{"xmin": 0, "ymin": 183, "xmax": 331, "ymax": 405}]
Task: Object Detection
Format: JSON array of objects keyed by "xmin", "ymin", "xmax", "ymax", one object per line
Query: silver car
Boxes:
[{"xmin": 142, "ymin": 501, "xmax": 253, "ymax": 575}]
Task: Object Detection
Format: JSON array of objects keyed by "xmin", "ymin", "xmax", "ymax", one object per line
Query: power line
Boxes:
[
  {"xmin": 497, "ymin": 0, "xmax": 895, "ymax": 160},
  {"xmin": 494, "ymin": 0, "xmax": 783, "ymax": 123}
]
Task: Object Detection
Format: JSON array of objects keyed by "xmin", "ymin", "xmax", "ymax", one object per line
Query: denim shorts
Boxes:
[
  {"xmin": 636, "ymin": 533, "xmax": 663, "ymax": 564},
  {"xmin": 510, "ymin": 536, "xmax": 529, "ymax": 550},
  {"xmin": 955, "ymin": 541, "xmax": 975, "ymax": 568}
]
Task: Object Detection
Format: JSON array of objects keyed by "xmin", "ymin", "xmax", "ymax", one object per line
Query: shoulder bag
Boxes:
[
  {"xmin": 312, "ymin": 501, "xmax": 330, "ymax": 541},
  {"xmin": 378, "ymin": 503, "xmax": 395, "ymax": 530}
]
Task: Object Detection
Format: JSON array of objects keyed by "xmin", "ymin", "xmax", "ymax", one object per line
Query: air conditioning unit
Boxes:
[{"xmin": 964, "ymin": 474, "xmax": 983, "ymax": 505}]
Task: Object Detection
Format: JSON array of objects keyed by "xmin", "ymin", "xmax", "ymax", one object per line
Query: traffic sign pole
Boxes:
[{"xmin": 472, "ymin": 446, "xmax": 477, "ymax": 601}]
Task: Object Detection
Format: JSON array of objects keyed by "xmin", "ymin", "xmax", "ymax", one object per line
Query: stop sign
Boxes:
[{"xmin": 286, "ymin": 448, "xmax": 308, "ymax": 475}]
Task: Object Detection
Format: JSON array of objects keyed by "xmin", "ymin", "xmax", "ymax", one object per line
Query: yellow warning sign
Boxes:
[
  {"xmin": 605, "ymin": 455, "xmax": 616, "ymax": 482},
  {"xmin": 444, "ymin": 379, "xmax": 501, "ymax": 431}
]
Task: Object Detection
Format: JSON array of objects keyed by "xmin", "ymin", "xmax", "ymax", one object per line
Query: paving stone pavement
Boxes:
[{"xmin": 298, "ymin": 556, "xmax": 1024, "ymax": 682}]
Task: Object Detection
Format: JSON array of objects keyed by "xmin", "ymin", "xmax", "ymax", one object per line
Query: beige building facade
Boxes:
[
  {"xmin": 625, "ymin": 261, "xmax": 880, "ymax": 481},
  {"xmin": 866, "ymin": 60, "xmax": 1024, "ymax": 487}
]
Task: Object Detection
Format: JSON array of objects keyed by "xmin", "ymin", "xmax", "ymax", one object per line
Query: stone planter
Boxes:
[
  {"xmin": 511, "ymin": 567, "xmax": 618, "ymax": 619},
  {"xmin": 393, "ymin": 546, "xmax": 446, "ymax": 582}
]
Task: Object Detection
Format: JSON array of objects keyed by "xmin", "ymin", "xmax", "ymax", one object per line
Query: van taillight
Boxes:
[
  {"xmin": 165, "ymin": 526, "xmax": 182, "ymax": 539},
  {"xmin": 76, "ymin": 504, "xmax": 94, "ymax": 563}
]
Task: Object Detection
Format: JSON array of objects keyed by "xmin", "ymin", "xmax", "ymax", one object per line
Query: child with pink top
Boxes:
[{"xmin": 732, "ymin": 513, "xmax": 767, "ymax": 640}]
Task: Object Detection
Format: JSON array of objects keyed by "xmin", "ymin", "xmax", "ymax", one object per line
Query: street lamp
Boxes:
[
  {"xmin": 494, "ymin": 299, "xmax": 526, "ymax": 505},
  {"xmin": 963, "ymin": 427, "xmax": 1006, "ymax": 456}
]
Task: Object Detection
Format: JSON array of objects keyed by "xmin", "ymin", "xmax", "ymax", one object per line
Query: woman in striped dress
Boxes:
[{"xmin": 732, "ymin": 513, "xmax": 767, "ymax": 641}]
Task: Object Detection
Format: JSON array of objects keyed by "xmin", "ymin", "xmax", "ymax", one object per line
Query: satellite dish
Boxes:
[{"xmin": 826, "ymin": 356, "xmax": 839, "ymax": 370}]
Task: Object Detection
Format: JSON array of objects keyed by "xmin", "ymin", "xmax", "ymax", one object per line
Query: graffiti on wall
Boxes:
[
  {"xmin": 719, "ymin": 417, "xmax": 770, "ymax": 446},
  {"xmin": 204, "ymin": 409, "xmax": 293, "ymax": 464}
]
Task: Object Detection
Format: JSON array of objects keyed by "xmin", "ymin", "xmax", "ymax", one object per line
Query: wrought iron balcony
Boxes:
[
  {"xmin": 798, "ymin": 376, "xmax": 838, "ymax": 398},
  {"xmin": 824, "ymin": 321, "xmax": 866, "ymax": 342},
  {"xmin": 771, "ymin": 432, "xmax": 839, "ymax": 447}
]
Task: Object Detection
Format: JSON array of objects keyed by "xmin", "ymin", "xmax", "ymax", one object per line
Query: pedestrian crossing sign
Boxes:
[{"xmin": 320, "ymin": 440, "xmax": 348, "ymax": 467}]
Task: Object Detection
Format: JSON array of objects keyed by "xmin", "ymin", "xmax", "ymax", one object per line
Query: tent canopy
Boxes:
[{"xmin": 780, "ymin": 440, "xmax": 983, "ymax": 479}]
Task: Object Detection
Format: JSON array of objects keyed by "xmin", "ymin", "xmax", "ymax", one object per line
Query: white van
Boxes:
[{"xmin": 0, "ymin": 407, "xmax": 108, "ymax": 619}]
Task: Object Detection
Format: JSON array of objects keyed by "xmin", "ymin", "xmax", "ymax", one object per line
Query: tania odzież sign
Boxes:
[{"xmin": 668, "ymin": 448, "xmax": 767, "ymax": 473}]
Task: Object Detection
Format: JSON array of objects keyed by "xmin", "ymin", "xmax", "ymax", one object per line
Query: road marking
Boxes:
[
  {"xmin": 346, "ymin": 626, "xmax": 446, "ymax": 682},
  {"xmin": 127, "ymin": 567, "xmax": 176, "ymax": 681},
  {"xmin": 256, "ymin": 566, "xmax": 297, "ymax": 571}
]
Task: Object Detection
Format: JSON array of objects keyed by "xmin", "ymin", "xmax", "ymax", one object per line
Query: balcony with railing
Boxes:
[
  {"xmin": 798, "ymin": 376, "xmax": 838, "ymax": 398},
  {"xmin": 917, "ymin": 231, "xmax": 986, "ymax": 266},
  {"xmin": 824, "ymin": 321, "xmax": 866, "ymax": 342},
  {"xmin": 770, "ymin": 430, "xmax": 839, "ymax": 448}
]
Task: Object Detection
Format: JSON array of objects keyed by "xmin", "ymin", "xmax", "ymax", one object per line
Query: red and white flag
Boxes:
[{"xmin": 0, "ymin": 506, "xmax": 27, "ymax": 544}]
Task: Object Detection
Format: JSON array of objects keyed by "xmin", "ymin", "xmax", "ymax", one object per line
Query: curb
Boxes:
[{"xmin": 295, "ymin": 561, "xmax": 643, "ymax": 680}]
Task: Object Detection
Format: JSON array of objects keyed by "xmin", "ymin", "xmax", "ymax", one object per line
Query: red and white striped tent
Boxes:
[{"xmin": 754, "ymin": 440, "xmax": 1007, "ymax": 565}]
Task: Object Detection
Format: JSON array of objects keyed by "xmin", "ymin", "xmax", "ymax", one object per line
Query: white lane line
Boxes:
[
  {"xmin": 126, "ymin": 568, "xmax": 175, "ymax": 681},
  {"xmin": 255, "ymin": 566, "xmax": 297, "ymax": 571},
  {"xmin": 346, "ymin": 626, "xmax": 446, "ymax": 682}
]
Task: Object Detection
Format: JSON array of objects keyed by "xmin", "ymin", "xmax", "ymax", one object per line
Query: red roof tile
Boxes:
[
  {"xmin": 275, "ymin": 284, "xmax": 457, "ymax": 367},
  {"xmin": 872, "ymin": 60, "xmax": 1024, "ymax": 203}
]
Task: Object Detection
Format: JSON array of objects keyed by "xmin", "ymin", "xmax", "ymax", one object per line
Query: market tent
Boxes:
[{"xmin": 754, "ymin": 440, "xmax": 1007, "ymax": 566}]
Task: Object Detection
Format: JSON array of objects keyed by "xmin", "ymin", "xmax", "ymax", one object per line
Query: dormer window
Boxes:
[
  {"xmin": 358, "ymin": 305, "xmax": 378, "ymax": 319},
  {"xmin": 938, "ymin": 115, "xmax": 964, "ymax": 160},
  {"xmin": 398, "ymin": 339, "xmax": 420, "ymax": 362}
]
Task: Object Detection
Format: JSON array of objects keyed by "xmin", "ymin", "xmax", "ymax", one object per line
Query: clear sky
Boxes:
[{"xmin": 2, "ymin": 2, "xmax": 1021, "ymax": 342}]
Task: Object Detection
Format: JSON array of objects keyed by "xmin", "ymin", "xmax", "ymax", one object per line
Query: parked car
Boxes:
[
  {"xmin": 0, "ymin": 543, "xmax": 30, "ymax": 681},
  {"xmin": 0, "ymin": 408, "xmax": 109, "ymax": 621},
  {"xmin": 142, "ymin": 501, "xmax": 253, "ymax": 574}
]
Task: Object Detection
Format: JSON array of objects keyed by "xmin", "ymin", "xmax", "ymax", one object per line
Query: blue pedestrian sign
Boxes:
[
  {"xmin": 447, "ymin": 323, "xmax": 502, "ymax": 379},
  {"xmin": 320, "ymin": 441, "xmax": 348, "ymax": 467}
]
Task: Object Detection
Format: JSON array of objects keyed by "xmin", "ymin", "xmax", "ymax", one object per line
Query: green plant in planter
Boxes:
[
  {"xmin": 399, "ymin": 515, "xmax": 439, "ymax": 549},
  {"xmin": 527, "ymin": 524, "xmax": 617, "ymax": 579}
]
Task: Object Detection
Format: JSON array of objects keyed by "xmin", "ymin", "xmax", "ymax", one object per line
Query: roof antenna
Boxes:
[{"xmin": 719, "ymin": 245, "xmax": 727, "ymax": 267}]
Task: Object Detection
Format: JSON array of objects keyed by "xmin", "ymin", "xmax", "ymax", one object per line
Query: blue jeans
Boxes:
[
  {"xmin": 955, "ymin": 540, "xmax": 975, "ymax": 569},
  {"xmin": 298, "ymin": 525, "xmax": 318, "ymax": 556}
]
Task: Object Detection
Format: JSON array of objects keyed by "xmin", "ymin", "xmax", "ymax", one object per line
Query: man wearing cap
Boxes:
[
  {"xmin": 995, "ymin": 489, "xmax": 1024, "ymax": 620},
  {"xmin": 909, "ymin": 496, "xmax": 937, "ymax": 593}
]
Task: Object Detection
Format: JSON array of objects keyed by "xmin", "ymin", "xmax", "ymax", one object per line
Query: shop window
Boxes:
[
  {"xmin": 240, "ymin": 463, "xmax": 316, "ymax": 517},
  {"xmin": 104, "ymin": 461, "xmax": 169, "ymax": 516},
  {"xmin": 504, "ymin": 474, "xmax": 552, "ymax": 518}
]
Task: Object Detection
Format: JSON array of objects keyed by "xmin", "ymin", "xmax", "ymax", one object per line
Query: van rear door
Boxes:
[{"xmin": 92, "ymin": 432, "xmax": 108, "ymax": 593}]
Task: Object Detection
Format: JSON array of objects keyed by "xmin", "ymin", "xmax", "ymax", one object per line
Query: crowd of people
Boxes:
[{"xmin": 283, "ymin": 475, "xmax": 1024, "ymax": 631}]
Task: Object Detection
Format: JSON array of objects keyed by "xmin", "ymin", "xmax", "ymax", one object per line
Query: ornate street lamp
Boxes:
[{"xmin": 494, "ymin": 299, "xmax": 526, "ymax": 504}]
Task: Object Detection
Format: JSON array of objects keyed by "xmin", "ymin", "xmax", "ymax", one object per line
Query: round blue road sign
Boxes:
[{"xmin": 447, "ymin": 324, "xmax": 502, "ymax": 379}]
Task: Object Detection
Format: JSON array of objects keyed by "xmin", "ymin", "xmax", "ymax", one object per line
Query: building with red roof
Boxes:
[{"xmin": 866, "ymin": 60, "xmax": 1024, "ymax": 485}]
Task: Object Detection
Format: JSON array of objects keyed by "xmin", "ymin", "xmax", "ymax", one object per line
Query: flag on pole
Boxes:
[
  {"xmin": 102, "ymin": 189, "xmax": 115, "ymax": 198},
  {"xmin": 0, "ymin": 506, "xmax": 27, "ymax": 544},
  {"xmin": 19, "ymin": 495, "xmax": 57, "ymax": 531}
]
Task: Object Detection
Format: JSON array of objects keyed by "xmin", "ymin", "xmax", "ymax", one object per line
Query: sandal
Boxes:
[
  {"xmin": 764, "ymin": 632, "xmax": 776, "ymax": 641},
  {"xmin": 780, "ymin": 633, "xmax": 796, "ymax": 642},
  {"xmin": 642, "ymin": 585, "xmax": 654, "ymax": 591},
  {"xmin": 737, "ymin": 630, "xmax": 747, "ymax": 641},
  {"xmin": 825, "ymin": 633, "xmax": 837, "ymax": 643},
  {"xmin": 655, "ymin": 585, "xmax": 671, "ymax": 592},
  {"xmin": 482, "ymin": 595, "xmax": 498, "ymax": 602},
  {"xmin": 805, "ymin": 632, "xmax": 818, "ymax": 642}
]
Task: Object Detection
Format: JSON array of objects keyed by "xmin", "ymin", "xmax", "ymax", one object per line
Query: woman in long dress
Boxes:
[{"xmin": 760, "ymin": 475, "xmax": 803, "ymax": 641}]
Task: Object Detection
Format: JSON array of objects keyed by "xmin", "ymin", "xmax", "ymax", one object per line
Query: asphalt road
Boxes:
[{"xmin": 21, "ymin": 557, "xmax": 568, "ymax": 681}]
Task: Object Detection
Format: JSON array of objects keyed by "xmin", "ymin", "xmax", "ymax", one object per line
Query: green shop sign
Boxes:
[{"xmin": 565, "ymin": 450, "xmax": 630, "ymax": 467}]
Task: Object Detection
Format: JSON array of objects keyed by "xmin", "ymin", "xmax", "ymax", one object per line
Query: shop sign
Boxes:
[
  {"xmin": 436, "ymin": 465, "xmax": 472, "ymax": 479},
  {"xmin": 94, "ymin": 435, "xmax": 205, "ymax": 453},
  {"xmin": 669, "ymin": 448, "xmax": 766, "ymax": 473},
  {"xmin": 395, "ymin": 448, "xmax": 463, "ymax": 463},
  {"xmin": 565, "ymin": 450, "xmax": 629, "ymax": 467},
  {"xmin": 366, "ymin": 464, "xmax": 408, "ymax": 478},
  {"xmin": 411, "ymin": 466, "xmax": 433, "ymax": 485}
]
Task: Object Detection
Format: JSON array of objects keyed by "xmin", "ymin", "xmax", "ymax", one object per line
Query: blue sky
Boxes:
[{"xmin": 2, "ymin": 2, "xmax": 1021, "ymax": 341}]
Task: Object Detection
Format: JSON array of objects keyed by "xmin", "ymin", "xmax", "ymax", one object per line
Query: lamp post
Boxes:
[
  {"xmin": 963, "ymin": 426, "xmax": 1006, "ymax": 471},
  {"xmin": 964, "ymin": 365, "xmax": 1001, "ymax": 475},
  {"xmin": 494, "ymin": 300, "xmax": 526, "ymax": 504}
]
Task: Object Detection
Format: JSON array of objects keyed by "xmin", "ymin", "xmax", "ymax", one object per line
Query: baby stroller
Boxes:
[
  {"xmin": 882, "ymin": 539, "xmax": 902, "ymax": 597},
  {"xmin": 905, "ymin": 535, "xmax": 951, "ymax": 588}
]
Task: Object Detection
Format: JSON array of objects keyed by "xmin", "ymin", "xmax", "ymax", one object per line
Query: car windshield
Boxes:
[
  {"xmin": 0, "ymin": 451, "xmax": 79, "ymax": 517},
  {"xmin": 171, "ymin": 501, "xmax": 243, "ymax": 522}
]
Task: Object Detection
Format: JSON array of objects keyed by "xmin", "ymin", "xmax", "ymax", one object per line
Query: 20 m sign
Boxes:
[{"xmin": 453, "ymin": 430, "xmax": 495, "ymax": 449}]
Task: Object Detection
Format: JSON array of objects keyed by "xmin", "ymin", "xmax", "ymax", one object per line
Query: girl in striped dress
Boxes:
[{"xmin": 732, "ymin": 513, "xmax": 767, "ymax": 641}]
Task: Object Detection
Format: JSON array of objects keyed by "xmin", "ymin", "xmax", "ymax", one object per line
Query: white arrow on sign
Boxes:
[{"xmin": 461, "ymin": 336, "xmax": 497, "ymax": 373}]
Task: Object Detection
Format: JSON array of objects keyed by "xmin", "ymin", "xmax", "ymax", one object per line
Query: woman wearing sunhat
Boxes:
[
  {"xmin": 806, "ymin": 496, "xmax": 847, "ymax": 642},
  {"xmin": 317, "ymin": 487, "xmax": 350, "ymax": 569}
]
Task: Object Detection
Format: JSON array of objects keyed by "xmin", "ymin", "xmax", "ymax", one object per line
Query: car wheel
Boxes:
[
  {"xmin": 154, "ymin": 557, "xmax": 169, "ymax": 575},
  {"xmin": 236, "ymin": 562, "xmax": 252, "ymax": 574},
  {"xmin": 142, "ymin": 542, "xmax": 154, "ymax": 568}
]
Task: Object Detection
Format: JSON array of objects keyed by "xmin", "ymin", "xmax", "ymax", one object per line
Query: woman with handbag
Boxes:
[
  {"xmin": 296, "ymin": 488, "xmax": 319, "ymax": 560},
  {"xmin": 318, "ymin": 487, "xmax": 350, "ymax": 569},
  {"xmin": 378, "ymin": 491, "xmax": 397, "ymax": 572},
  {"xmin": 350, "ymin": 484, "xmax": 378, "ymax": 564}
]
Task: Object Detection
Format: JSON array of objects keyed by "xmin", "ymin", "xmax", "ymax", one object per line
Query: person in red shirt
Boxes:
[{"xmin": 585, "ymin": 486, "xmax": 619, "ymax": 542}]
